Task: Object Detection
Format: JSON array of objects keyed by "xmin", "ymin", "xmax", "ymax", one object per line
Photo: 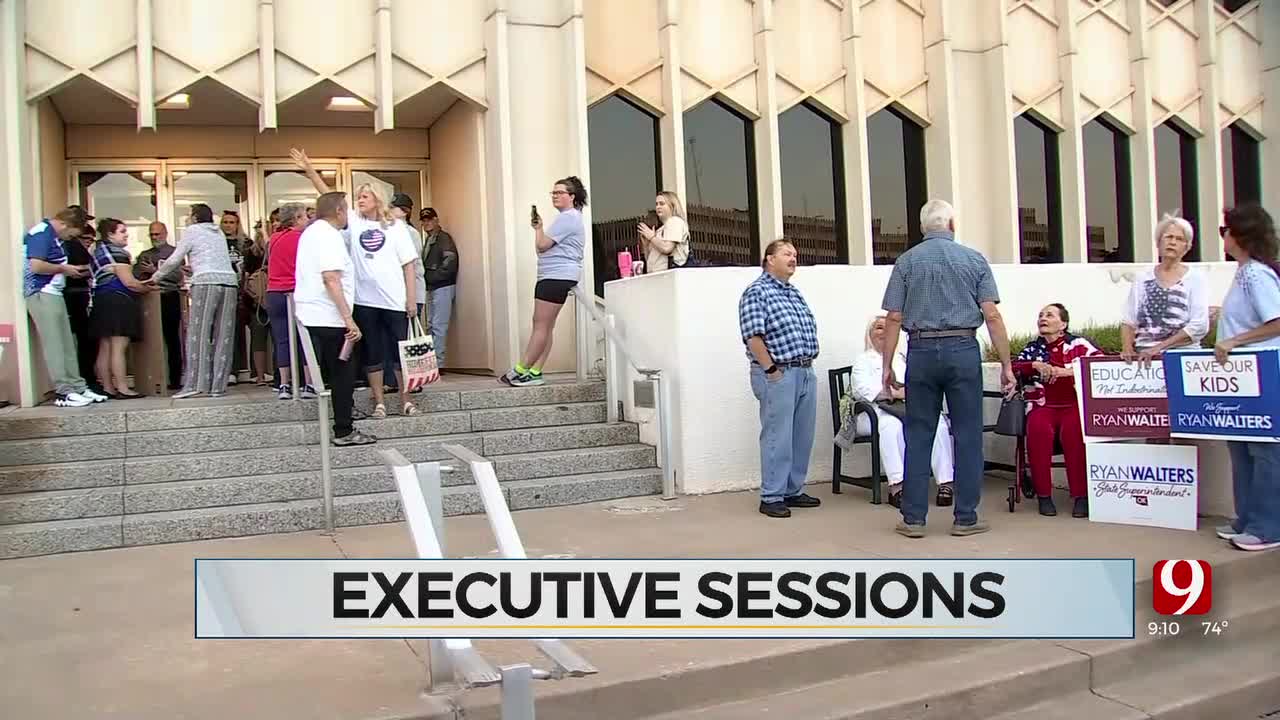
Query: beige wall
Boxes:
[
  {"xmin": 65, "ymin": 125, "xmax": 429, "ymax": 159},
  {"xmin": 428, "ymin": 101, "xmax": 492, "ymax": 371}
]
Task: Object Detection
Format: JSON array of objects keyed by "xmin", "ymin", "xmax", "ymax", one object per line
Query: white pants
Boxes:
[{"xmin": 856, "ymin": 410, "xmax": 954, "ymax": 487}]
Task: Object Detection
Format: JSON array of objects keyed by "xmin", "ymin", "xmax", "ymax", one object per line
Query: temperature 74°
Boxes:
[{"xmin": 1201, "ymin": 620, "xmax": 1229, "ymax": 636}]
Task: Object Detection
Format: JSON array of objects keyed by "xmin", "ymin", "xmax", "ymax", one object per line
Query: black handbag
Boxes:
[
  {"xmin": 876, "ymin": 399, "xmax": 907, "ymax": 421},
  {"xmin": 994, "ymin": 392, "xmax": 1027, "ymax": 437}
]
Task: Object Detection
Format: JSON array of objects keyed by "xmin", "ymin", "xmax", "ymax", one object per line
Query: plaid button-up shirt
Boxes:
[
  {"xmin": 738, "ymin": 272, "xmax": 819, "ymax": 364},
  {"xmin": 881, "ymin": 230, "xmax": 1000, "ymax": 331}
]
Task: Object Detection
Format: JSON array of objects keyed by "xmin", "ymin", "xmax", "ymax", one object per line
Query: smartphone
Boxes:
[
  {"xmin": 339, "ymin": 337, "xmax": 354, "ymax": 361},
  {"xmin": 530, "ymin": 205, "xmax": 540, "ymax": 225}
]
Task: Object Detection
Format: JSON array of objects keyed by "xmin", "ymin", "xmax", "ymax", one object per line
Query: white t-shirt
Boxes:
[
  {"xmin": 345, "ymin": 215, "xmax": 416, "ymax": 311},
  {"xmin": 294, "ymin": 220, "xmax": 354, "ymax": 328}
]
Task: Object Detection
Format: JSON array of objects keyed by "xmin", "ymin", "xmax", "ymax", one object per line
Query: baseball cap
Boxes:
[
  {"xmin": 390, "ymin": 193, "xmax": 414, "ymax": 211},
  {"xmin": 419, "ymin": 207, "xmax": 438, "ymax": 221}
]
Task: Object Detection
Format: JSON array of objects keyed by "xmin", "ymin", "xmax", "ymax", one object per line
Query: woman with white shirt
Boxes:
[
  {"xmin": 851, "ymin": 315, "xmax": 955, "ymax": 508},
  {"xmin": 637, "ymin": 191, "xmax": 690, "ymax": 272},
  {"xmin": 1120, "ymin": 214, "xmax": 1210, "ymax": 363}
]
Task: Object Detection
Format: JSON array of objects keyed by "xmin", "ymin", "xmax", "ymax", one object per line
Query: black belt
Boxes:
[
  {"xmin": 777, "ymin": 358, "xmax": 814, "ymax": 368},
  {"xmin": 908, "ymin": 328, "xmax": 976, "ymax": 340}
]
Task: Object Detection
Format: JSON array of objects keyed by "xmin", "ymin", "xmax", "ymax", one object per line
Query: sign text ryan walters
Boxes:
[{"xmin": 192, "ymin": 559, "xmax": 1136, "ymax": 639}]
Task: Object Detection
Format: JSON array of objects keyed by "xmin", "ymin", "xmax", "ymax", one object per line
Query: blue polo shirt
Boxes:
[{"xmin": 23, "ymin": 220, "xmax": 68, "ymax": 297}]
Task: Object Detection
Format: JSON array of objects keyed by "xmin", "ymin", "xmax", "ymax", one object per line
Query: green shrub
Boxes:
[{"xmin": 982, "ymin": 317, "xmax": 1219, "ymax": 362}]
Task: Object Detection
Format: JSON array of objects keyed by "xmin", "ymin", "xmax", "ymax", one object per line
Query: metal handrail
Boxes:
[
  {"xmin": 571, "ymin": 286, "xmax": 658, "ymax": 375},
  {"xmin": 289, "ymin": 295, "xmax": 336, "ymax": 534}
]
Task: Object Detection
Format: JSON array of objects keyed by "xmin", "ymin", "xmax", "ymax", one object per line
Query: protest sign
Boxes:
[
  {"xmin": 1163, "ymin": 349, "xmax": 1280, "ymax": 442},
  {"xmin": 1086, "ymin": 443, "xmax": 1198, "ymax": 531},
  {"xmin": 1073, "ymin": 356, "xmax": 1170, "ymax": 442}
]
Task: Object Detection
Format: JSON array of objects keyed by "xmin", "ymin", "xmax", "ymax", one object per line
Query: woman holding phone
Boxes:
[
  {"xmin": 637, "ymin": 191, "xmax": 690, "ymax": 273},
  {"xmin": 500, "ymin": 176, "xmax": 589, "ymax": 387}
]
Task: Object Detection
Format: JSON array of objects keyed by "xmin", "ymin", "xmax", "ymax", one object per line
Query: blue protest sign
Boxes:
[{"xmin": 1162, "ymin": 348, "xmax": 1280, "ymax": 442}]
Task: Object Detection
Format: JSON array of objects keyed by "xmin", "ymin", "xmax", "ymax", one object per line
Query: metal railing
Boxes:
[
  {"xmin": 378, "ymin": 446, "xmax": 597, "ymax": 719},
  {"xmin": 570, "ymin": 286, "xmax": 676, "ymax": 500},
  {"xmin": 289, "ymin": 295, "xmax": 336, "ymax": 534}
]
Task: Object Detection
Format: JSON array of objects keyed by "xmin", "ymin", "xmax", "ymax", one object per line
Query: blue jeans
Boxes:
[
  {"xmin": 1227, "ymin": 441, "xmax": 1280, "ymax": 542},
  {"xmin": 749, "ymin": 365, "xmax": 818, "ymax": 503},
  {"xmin": 428, "ymin": 285, "xmax": 456, "ymax": 366},
  {"xmin": 903, "ymin": 336, "xmax": 984, "ymax": 526}
]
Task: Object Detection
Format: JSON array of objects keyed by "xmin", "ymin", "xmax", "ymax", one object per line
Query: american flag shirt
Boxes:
[
  {"xmin": 1121, "ymin": 267, "xmax": 1209, "ymax": 351},
  {"xmin": 1014, "ymin": 333, "xmax": 1102, "ymax": 408}
]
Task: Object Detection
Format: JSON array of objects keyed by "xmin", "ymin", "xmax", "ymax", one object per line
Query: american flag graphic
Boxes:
[{"xmin": 1135, "ymin": 279, "xmax": 1189, "ymax": 350}]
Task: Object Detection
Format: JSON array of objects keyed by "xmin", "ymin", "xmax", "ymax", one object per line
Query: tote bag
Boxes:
[
  {"xmin": 994, "ymin": 391, "xmax": 1027, "ymax": 437},
  {"xmin": 398, "ymin": 318, "xmax": 440, "ymax": 391}
]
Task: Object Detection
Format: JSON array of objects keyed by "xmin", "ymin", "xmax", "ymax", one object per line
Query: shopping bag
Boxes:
[{"xmin": 398, "ymin": 319, "xmax": 440, "ymax": 391}]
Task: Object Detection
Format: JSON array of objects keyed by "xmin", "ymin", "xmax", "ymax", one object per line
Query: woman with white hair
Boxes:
[
  {"xmin": 1120, "ymin": 213, "xmax": 1210, "ymax": 363},
  {"xmin": 850, "ymin": 315, "xmax": 955, "ymax": 508}
]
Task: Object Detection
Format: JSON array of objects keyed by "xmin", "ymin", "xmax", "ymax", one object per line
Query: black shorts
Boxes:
[
  {"xmin": 353, "ymin": 304, "xmax": 408, "ymax": 372},
  {"xmin": 534, "ymin": 279, "xmax": 577, "ymax": 305}
]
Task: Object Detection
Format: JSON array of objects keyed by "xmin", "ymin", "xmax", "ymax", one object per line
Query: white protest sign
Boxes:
[{"xmin": 1086, "ymin": 443, "xmax": 1198, "ymax": 531}]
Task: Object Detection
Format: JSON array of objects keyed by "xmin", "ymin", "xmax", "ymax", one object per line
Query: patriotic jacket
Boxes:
[{"xmin": 1013, "ymin": 333, "xmax": 1103, "ymax": 409}]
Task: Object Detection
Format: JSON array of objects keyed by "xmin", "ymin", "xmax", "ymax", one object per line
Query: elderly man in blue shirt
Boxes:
[
  {"xmin": 739, "ymin": 239, "xmax": 822, "ymax": 518},
  {"xmin": 880, "ymin": 200, "xmax": 1015, "ymax": 538}
]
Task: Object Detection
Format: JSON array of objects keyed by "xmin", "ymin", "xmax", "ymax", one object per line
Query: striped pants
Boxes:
[{"xmin": 181, "ymin": 284, "xmax": 238, "ymax": 395}]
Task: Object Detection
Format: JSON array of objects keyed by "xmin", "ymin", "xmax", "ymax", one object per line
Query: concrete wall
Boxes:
[{"xmin": 606, "ymin": 263, "xmax": 1239, "ymax": 496}]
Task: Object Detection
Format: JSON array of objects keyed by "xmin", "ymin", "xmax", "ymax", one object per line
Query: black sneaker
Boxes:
[
  {"xmin": 784, "ymin": 493, "xmax": 821, "ymax": 508},
  {"xmin": 1072, "ymin": 497, "xmax": 1089, "ymax": 518},
  {"xmin": 936, "ymin": 484, "xmax": 953, "ymax": 507},
  {"xmin": 1038, "ymin": 496, "xmax": 1057, "ymax": 517},
  {"xmin": 332, "ymin": 429, "xmax": 377, "ymax": 447},
  {"xmin": 759, "ymin": 501, "xmax": 791, "ymax": 518}
]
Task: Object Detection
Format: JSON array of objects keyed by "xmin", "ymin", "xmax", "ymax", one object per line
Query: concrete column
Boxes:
[
  {"xmin": 841, "ymin": 0, "xmax": 873, "ymax": 265},
  {"xmin": 1262, "ymin": 0, "xmax": 1280, "ymax": 208},
  {"xmin": 567, "ymin": 0, "xmax": 594, "ymax": 303},
  {"xmin": 921, "ymin": 0, "xmax": 961, "ymax": 230},
  {"xmin": 1, "ymin": 0, "xmax": 36, "ymax": 406},
  {"xmin": 752, "ymin": 0, "xmax": 783, "ymax": 250},
  {"xmin": 1193, "ymin": 0, "xmax": 1225, "ymax": 261},
  {"xmin": 1056, "ymin": 0, "xmax": 1087, "ymax": 263},
  {"xmin": 658, "ymin": 0, "xmax": 686, "ymax": 199},
  {"xmin": 258, "ymin": 0, "xmax": 277, "ymax": 131},
  {"xmin": 136, "ymin": 0, "xmax": 154, "ymax": 129},
  {"xmin": 373, "ymin": 0, "xmax": 394, "ymax": 132},
  {"xmin": 484, "ymin": 0, "xmax": 520, "ymax": 371},
  {"xmin": 1127, "ymin": 0, "xmax": 1158, "ymax": 263}
]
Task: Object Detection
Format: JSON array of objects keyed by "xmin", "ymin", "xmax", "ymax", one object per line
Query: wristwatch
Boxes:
[{"xmin": 765, "ymin": 364, "xmax": 779, "ymax": 375}]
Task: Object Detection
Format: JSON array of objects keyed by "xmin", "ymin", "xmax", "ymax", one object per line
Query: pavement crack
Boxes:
[
  {"xmin": 327, "ymin": 532, "xmax": 351, "ymax": 558},
  {"xmin": 1055, "ymin": 643, "xmax": 1154, "ymax": 719}
]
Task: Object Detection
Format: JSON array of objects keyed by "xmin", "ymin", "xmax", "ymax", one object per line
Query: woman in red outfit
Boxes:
[
  {"xmin": 264, "ymin": 203, "xmax": 314, "ymax": 400},
  {"xmin": 1014, "ymin": 304, "xmax": 1103, "ymax": 519}
]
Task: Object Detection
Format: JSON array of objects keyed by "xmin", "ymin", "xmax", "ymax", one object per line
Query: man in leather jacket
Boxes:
[{"xmin": 419, "ymin": 207, "xmax": 458, "ymax": 367}]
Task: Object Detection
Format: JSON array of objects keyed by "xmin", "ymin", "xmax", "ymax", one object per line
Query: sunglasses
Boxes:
[{"xmin": 1219, "ymin": 225, "xmax": 1229, "ymax": 238}]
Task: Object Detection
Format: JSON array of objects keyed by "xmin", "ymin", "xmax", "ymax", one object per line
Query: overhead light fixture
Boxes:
[
  {"xmin": 158, "ymin": 93, "xmax": 190, "ymax": 110},
  {"xmin": 320, "ymin": 170, "xmax": 337, "ymax": 177},
  {"xmin": 141, "ymin": 171, "xmax": 155, "ymax": 179},
  {"xmin": 326, "ymin": 96, "xmax": 369, "ymax": 112}
]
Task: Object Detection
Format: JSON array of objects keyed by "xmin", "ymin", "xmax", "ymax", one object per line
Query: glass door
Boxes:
[
  {"xmin": 260, "ymin": 160, "xmax": 342, "ymax": 219},
  {"xmin": 348, "ymin": 166, "xmax": 427, "ymax": 213},
  {"xmin": 167, "ymin": 166, "xmax": 254, "ymax": 247},
  {"xmin": 73, "ymin": 165, "xmax": 162, "ymax": 257}
]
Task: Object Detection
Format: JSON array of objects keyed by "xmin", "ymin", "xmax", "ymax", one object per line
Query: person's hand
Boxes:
[
  {"xmin": 1031, "ymin": 361, "xmax": 1053, "ymax": 380},
  {"xmin": 637, "ymin": 223, "xmax": 655, "ymax": 241},
  {"xmin": 1214, "ymin": 338, "xmax": 1237, "ymax": 365},
  {"xmin": 289, "ymin": 147, "xmax": 312, "ymax": 170},
  {"xmin": 882, "ymin": 365, "xmax": 902, "ymax": 391},
  {"xmin": 1136, "ymin": 349, "xmax": 1158, "ymax": 368},
  {"xmin": 64, "ymin": 264, "xmax": 89, "ymax": 278},
  {"xmin": 405, "ymin": 299, "xmax": 416, "ymax": 319},
  {"xmin": 531, "ymin": 215, "xmax": 542, "ymax": 230},
  {"xmin": 1119, "ymin": 349, "xmax": 1136, "ymax": 363},
  {"xmin": 344, "ymin": 317, "xmax": 362, "ymax": 343},
  {"xmin": 1002, "ymin": 364, "xmax": 1017, "ymax": 397}
]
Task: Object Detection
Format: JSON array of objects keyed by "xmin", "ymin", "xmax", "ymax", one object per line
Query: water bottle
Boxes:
[{"xmin": 617, "ymin": 249, "xmax": 633, "ymax": 278}]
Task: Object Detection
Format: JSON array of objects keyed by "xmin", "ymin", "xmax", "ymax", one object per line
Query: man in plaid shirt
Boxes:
[{"xmin": 738, "ymin": 239, "xmax": 823, "ymax": 518}]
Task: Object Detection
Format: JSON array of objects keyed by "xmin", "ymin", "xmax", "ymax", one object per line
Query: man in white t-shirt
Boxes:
[{"xmin": 294, "ymin": 192, "xmax": 374, "ymax": 446}]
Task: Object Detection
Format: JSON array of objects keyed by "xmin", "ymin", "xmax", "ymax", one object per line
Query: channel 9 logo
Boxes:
[{"xmin": 1152, "ymin": 560, "xmax": 1213, "ymax": 615}]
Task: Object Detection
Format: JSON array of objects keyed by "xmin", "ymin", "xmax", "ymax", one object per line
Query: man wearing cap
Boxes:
[
  {"xmin": 419, "ymin": 207, "xmax": 458, "ymax": 367},
  {"xmin": 388, "ymin": 193, "xmax": 426, "ymax": 389}
]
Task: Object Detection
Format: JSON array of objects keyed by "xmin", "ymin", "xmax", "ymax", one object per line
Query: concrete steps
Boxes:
[{"xmin": 0, "ymin": 380, "xmax": 663, "ymax": 559}]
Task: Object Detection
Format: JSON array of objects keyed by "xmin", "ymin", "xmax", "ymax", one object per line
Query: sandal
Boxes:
[
  {"xmin": 371, "ymin": 403, "xmax": 387, "ymax": 419},
  {"xmin": 402, "ymin": 402, "xmax": 419, "ymax": 416}
]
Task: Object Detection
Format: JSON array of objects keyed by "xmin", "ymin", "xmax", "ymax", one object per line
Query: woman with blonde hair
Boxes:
[
  {"xmin": 849, "ymin": 314, "xmax": 955, "ymax": 508},
  {"xmin": 637, "ymin": 190, "xmax": 691, "ymax": 272},
  {"xmin": 1120, "ymin": 212, "xmax": 1210, "ymax": 364},
  {"xmin": 292, "ymin": 149, "xmax": 420, "ymax": 417}
]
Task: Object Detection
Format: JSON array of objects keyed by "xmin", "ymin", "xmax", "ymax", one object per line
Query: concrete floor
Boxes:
[{"xmin": 0, "ymin": 476, "xmax": 1253, "ymax": 720}]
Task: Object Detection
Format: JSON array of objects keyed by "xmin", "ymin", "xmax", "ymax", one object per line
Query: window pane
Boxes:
[
  {"xmin": 1154, "ymin": 121, "xmax": 1198, "ymax": 259},
  {"xmin": 172, "ymin": 171, "xmax": 249, "ymax": 245},
  {"xmin": 78, "ymin": 171, "xmax": 158, "ymax": 258},
  {"xmin": 588, "ymin": 95, "xmax": 659, "ymax": 296},
  {"xmin": 1083, "ymin": 119, "xmax": 1132, "ymax": 263},
  {"xmin": 683, "ymin": 99, "xmax": 756, "ymax": 266},
  {"xmin": 265, "ymin": 169, "xmax": 331, "ymax": 216},
  {"xmin": 780, "ymin": 103, "xmax": 843, "ymax": 265},
  {"xmin": 1015, "ymin": 115, "xmax": 1061, "ymax": 263},
  {"xmin": 868, "ymin": 108, "xmax": 926, "ymax": 265},
  {"xmin": 1224, "ymin": 123, "xmax": 1261, "ymax": 209},
  {"xmin": 1221, "ymin": 127, "xmax": 1235, "ymax": 209},
  {"xmin": 352, "ymin": 170, "xmax": 422, "ymax": 212}
]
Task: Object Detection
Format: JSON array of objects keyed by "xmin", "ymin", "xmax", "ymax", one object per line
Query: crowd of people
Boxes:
[{"xmin": 742, "ymin": 199, "xmax": 1280, "ymax": 554}]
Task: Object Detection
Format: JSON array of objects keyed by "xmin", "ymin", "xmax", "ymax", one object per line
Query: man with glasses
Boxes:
[{"xmin": 135, "ymin": 221, "xmax": 184, "ymax": 390}]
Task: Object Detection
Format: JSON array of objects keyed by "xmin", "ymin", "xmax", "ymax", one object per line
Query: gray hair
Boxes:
[
  {"xmin": 919, "ymin": 199, "xmax": 955, "ymax": 233},
  {"xmin": 277, "ymin": 202, "xmax": 308, "ymax": 229},
  {"xmin": 1154, "ymin": 212, "xmax": 1194, "ymax": 247}
]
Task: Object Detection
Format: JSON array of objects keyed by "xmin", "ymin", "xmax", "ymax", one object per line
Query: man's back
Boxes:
[{"xmin": 883, "ymin": 235, "xmax": 998, "ymax": 332}]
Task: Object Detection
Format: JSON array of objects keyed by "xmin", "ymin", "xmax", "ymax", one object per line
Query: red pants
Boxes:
[{"xmin": 1026, "ymin": 404, "xmax": 1087, "ymax": 498}]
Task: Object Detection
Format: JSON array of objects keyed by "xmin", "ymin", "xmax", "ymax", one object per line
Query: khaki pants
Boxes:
[{"xmin": 27, "ymin": 292, "xmax": 87, "ymax": 396}]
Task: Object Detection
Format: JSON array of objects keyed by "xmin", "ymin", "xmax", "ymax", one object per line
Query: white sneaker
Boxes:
[
  {"xmin": 172, "ymin": 389, "xmax": 203, "ymax": 400},
  {"xmin": 277, "ymin": 384, "xmax": 293, "ymax": 401},
  {"xmin": 55, "ymin": 392, "xmax": 92, "ymax": 408},
  {"xmin": 80, "ymin": 388, "xmax": 109, "ymax": 403}
]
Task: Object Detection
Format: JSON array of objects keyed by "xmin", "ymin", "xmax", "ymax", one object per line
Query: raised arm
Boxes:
[{"xmin": 290, "ymin": 148, "xmax": 331, "ymax": 194}]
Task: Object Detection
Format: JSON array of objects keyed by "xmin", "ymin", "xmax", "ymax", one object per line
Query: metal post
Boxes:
[
  {"xmin": 654, "ymin": 373, "xmax": 676, "ymax": 500},
  {"xmin": 499, "ymin": 664, "xmax": 537, "ymax": 720},
  {"xmin": 287, "ymin": 294, "xmax": 300, "ymax": 403},
  {"xmin": 317, "ymin": 391, "xmax": 335, "ymax": 534},
  {"xmin": 414, "ymin": 462, "xmax": 445, "ymax": 551},
  {"xmin": 604, "ymin": 314, "xmax": 619, "ymax": 423},
  {"xmin": 574, "ymin": 290, "xmax": 590, "ymax": 383}
]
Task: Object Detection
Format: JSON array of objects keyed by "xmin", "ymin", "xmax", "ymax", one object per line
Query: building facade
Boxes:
[{"xmin": 0, "ymin": 0, "xmax": 1276, "ymax": 406}]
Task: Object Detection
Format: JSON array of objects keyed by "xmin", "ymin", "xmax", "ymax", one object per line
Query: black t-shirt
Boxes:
[{"xmin": 63, "ymin": 240, "xmax": 92, "ymax": 293}]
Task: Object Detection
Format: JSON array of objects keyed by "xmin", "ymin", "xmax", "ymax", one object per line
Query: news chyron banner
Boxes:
[
  {"xmin": 1163, "ymin": 348, "xmax": 1280, "ymax": 442},
  {"xmin": 195, "ymin": 559, "xmax": 1135, "ymax": 640}
]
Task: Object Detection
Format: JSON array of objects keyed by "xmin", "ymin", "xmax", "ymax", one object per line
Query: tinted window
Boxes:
[
  {"xmin": 779, "ymin": 103, "xmax": 846, "ymax": 264},
  {"xmin": 1083, "ymin": 118, "xmax": 1133, "ymax": 263},
  {"xmin": 587, "ymin": 95, "xmax": 660, "ymax": 296},
  {"xmin": 683, "ymin": 99, "xmax": 758, "ymax": 266},
  {"xmin": 868, "ymin": 107, "xmax": 927, "ymax": 265},
  {"xmin": 1015, "ymin": 114, "xmax": 1062, "ymax": 263},
  {"xmin": 1155, "ymin": 121, "xmax": 1199, "ymax": 260}
]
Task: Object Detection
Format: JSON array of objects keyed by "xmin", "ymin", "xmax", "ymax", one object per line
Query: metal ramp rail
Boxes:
[{"xmin": 379, "ymin": 446, "xmax": 598, "ymax": 719}]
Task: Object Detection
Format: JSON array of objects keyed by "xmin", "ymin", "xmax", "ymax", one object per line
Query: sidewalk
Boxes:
[{"xmin": 0, "ymin": 476, "xmax": 1251, "ymax": 720}]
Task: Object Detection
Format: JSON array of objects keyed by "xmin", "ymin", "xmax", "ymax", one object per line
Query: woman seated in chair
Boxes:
[
  {"xmin": 1014, "ymin": 303, "xmax": 1103, "ymax": 518},
  {"xmin": 851, "ymin": 315, "xmax": 955, "ymax": 509}
]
